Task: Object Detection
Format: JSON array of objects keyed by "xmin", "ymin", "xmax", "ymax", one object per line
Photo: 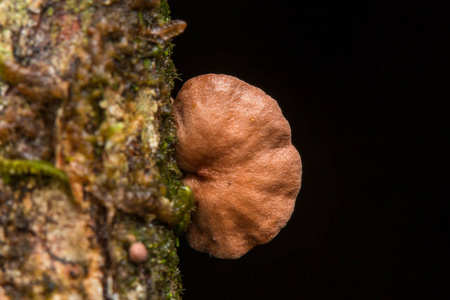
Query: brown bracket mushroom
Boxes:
[{"xmin": 173, "ymin": 74, "xmax": 302, "ymax": 259}]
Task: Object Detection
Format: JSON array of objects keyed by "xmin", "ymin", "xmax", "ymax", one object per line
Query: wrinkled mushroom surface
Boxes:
[{"xmin": 173, "ymin": 74, "xmax": 302, "ymax": 259}]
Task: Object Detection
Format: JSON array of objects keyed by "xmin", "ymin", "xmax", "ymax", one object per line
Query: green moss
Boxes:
[
  {"xmin": 0, "ymin": 47, "xmax": 12, "ymax": 80},
  {"xmin": 64, "ymin": 0, "xmax": 93, "ymax": 14},
  {"xmin": 0, "ymin": 156, "xmax": 68, "ymax": 182},
  {"xmin": 172, "ymin": 186, "xmax": 194, "ymax": 235},
  {"xmin": 112, "ymin": 213, "xmax": 183, "ymax": 299},
  {"xmin": 160, "ymin": 0, "xmax": 172, "ymax": 22},
  {"xmin": 151, "ymin": 0, "xmax": 192, "ymax": 231},
  {"xmin": 46, "ymin": 6, "xmax": 54, "ymax": 16},
  {"xmin": 0, "ymin": 0, "xmax": 29, "ymax": 31}
]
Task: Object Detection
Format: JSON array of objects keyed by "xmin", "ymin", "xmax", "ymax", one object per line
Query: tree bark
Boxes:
[{"xmin": 0, "ymin": 0, "xmax": 190, "ymax": 299}]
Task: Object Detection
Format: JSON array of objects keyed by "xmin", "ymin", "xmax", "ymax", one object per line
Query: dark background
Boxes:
[{"xmin": 168, "ymin": 1, "xmax": 447, "ymax": 299}]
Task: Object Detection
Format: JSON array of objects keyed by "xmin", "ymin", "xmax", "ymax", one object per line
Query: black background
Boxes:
[{"xmin": 168, "ymin": 1, "xmax": 447, "ymax": 299}]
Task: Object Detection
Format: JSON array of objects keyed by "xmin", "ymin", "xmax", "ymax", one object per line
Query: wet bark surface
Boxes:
[{"xmin": 0, "ymin": 1, "xmax": 189, "ymax": 299}]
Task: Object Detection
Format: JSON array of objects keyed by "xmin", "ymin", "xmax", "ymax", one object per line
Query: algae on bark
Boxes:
[{"xmin": 0, "ymin": 0, "xmax": 190, "ymax": 299}]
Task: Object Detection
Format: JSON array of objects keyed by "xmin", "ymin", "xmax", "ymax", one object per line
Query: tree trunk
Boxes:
[{"xmin": 0, "ymin": 0, "xmax": 190, "ymax": 299}]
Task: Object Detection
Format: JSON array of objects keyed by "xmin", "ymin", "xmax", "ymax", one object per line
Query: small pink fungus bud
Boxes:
[{"xmin": 129, "ymin": 242, "xmax": 148, "ymax": 263}]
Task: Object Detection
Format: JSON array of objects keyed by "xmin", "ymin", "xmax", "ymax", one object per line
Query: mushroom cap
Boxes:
[{"xmin": 173, "ymin": 74, "xmax": 302, "ymax": 259}]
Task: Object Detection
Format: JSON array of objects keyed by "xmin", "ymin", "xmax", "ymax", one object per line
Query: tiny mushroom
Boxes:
[
  {"xmin": 129, "ymin": 242, "xmax": 148, "ymax": 263},
  {"xmin": 173, "ymin": 74, "xmax": 302, "ymax": 259}
]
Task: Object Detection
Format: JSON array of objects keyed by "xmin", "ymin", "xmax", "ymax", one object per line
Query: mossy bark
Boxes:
[{"xmin": 0, "ymin": 0, "xmax": 189, "ymax": 299}]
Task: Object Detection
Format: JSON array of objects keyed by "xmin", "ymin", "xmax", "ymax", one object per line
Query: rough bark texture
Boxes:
[{"xmin": 0, "ymin": 0, "xmax": 191, "ymax": 299}]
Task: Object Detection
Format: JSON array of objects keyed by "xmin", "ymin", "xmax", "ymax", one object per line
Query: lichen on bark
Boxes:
[{"xmin": 0, "ymin": 0, "xmax": 190, "ymax": 299}]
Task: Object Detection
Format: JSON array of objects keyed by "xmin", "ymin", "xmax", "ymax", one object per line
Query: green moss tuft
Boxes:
[
  {"xmin": 0, "ymin": 156, "xmax": 68, "ymax": 182},
  {"xmin": 159, "ymin": 0, "xmax": 172, "ymax": 22}
]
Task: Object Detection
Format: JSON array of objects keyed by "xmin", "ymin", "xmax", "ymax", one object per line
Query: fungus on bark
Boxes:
[
  {"xmin": 173, "ymin": 74, "xmax": 302, "ymax": 259},
  {"xmin": 129, "ymin": 242, "xmax": 148, "ymax": 263}
]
